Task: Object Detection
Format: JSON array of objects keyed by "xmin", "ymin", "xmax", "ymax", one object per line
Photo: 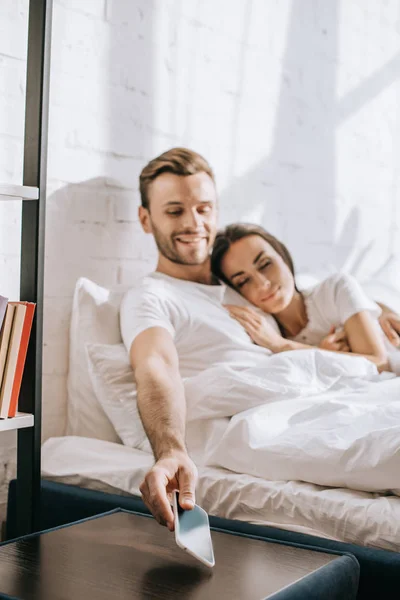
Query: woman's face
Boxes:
[{"xmin": 220, "ymin": 235, "xmax": 295, "ymax": 313}]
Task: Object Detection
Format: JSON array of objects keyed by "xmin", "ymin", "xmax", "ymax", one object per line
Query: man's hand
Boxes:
[
  {"xmin": 139, "ymin": 451, "xmax": 198, "ymax": 531},
  {"xmin": 379, "ymin": 311, "xmax": 400, "ymax": 348},
  {"xmin": 319, "ymin": 326, "xmax": 350, "ymax": 353},
  {"xmin": 224, "ymin": 304, "xmax": 285, "ymax": 352}
]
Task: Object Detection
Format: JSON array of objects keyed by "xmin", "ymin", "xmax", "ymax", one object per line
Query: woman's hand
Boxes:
[
  {"xmin": 379, "ymin": 311, "xmax": 400, "ymax": 348},
  {"xmin": 319, "ymin": 326, "xmax": 350, "ymax": 352},
  {"xmin": 224, "ymin": 304, "xmax": 286, "ymax": 352}
]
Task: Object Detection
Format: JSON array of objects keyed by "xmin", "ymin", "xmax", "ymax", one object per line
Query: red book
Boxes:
[
  {"xmin": 8, "ymin": 302, "xmax": 36, "ymax": 418},
  {"xmin": 0, "ymin": 304, "xmax": 26, "ymax": 418}
]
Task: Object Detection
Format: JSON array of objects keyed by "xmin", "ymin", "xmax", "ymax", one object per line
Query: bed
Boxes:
[
  {"xmin": 8, "ymin": 270, "xmax": 400, "ymax": 599},
  {"xmin": 38, "ymin": 435, "xmax": 400, "ymax": 553}
]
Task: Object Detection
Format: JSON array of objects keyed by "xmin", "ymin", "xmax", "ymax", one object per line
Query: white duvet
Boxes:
[{"xmin": 183, "ymin": 349, "xmax": 400, "ymax": 494}]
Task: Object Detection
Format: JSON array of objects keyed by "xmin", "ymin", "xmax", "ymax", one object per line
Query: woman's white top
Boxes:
[{"xmin": 291, "ymin": 273, "xmax": 382, "ymax": 347}]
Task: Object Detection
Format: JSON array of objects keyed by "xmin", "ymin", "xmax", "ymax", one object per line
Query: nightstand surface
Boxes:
[{"xmin": 0, "ymin": 509, "xmax": 352, "ymax": 599}]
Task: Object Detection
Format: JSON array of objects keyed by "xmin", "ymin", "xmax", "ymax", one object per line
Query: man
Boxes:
[{"xmin": 120, "ymin": 147, "xmax": 400, "ymax": 530}]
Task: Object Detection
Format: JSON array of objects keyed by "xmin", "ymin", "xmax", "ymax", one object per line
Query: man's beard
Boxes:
[{"xmin": 151, "ymin": 221, "xmax": 212, "ymax": 265}]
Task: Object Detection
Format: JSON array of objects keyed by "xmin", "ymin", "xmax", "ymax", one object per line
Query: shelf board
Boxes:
[
  {"xmin": 0, "ymin": 412, "xmax": 34, "ymax": 432},
  {"xmin": 0, "ymin": 184, "xmax": 39, "ymax": 201}
]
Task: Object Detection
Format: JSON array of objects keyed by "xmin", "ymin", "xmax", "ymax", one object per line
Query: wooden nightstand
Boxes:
[{"xmin": 0, "ymin": 508, "xmax": 359, "ymax": 599}]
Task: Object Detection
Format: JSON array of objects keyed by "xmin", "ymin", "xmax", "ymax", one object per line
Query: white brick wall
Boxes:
[{"xmin": 1, "ymin": 0, "xmax": 400, "ymax": 529}]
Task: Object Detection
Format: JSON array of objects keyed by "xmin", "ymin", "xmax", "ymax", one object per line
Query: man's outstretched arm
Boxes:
[{"xmin": 130, "ymin": 326, "xmax": 197, "ymax": 530}]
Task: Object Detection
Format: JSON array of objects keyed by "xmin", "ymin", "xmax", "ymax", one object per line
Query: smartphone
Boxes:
[{"xmin": 172, "ymin": 490, "xmax": 215, "ymax": 568}]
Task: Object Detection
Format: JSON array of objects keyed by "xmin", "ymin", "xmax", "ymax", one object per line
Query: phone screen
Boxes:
[{"xmin": 173, "ymin": 491, "xmax": 215, "ymax": 568}]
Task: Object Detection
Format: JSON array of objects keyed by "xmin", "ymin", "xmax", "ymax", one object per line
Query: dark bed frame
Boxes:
[{"xmin": 6, "ymin": 479, "xmax": 400, "ymax": 600}]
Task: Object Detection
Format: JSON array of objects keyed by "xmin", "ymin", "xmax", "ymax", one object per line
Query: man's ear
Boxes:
[{"xmin": 138, "ymin": 206, "xmax": 152, "ymax": 233}]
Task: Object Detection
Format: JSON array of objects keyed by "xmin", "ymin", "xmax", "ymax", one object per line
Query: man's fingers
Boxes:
[
  {"xmin": 140, "ymin": 480, "xmax": 166, "ymax": 523},
  {"xmin": 177, "ymin": 465, "xmax": 197, "ymax": 510},
  {"xmin": 140, "ymin": 481, "xmax": 166, "ymax": 523},
  {"xmin": 145, "ymin": 470, "xmax": 175, "ymax": 528}
]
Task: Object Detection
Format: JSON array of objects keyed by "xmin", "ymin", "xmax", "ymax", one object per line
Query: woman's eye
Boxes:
[
  {"xmin": 237, "ymin": 278, "xmax": 249, "ymax": 288},
  {"xmin": 198, "ymin": 207, "xmax": 211, "ymax": 214},
  {"xmin": 260, "ymin": 261, "xmax": 271, "ymax": 270},
  {"xmin": 167, "ymin": 211, "xmax": 182, "ymax": 216}
]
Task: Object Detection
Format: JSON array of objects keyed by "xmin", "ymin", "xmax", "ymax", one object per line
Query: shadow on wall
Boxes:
[
  {"xmin": 43, "ymin": 1, "xmax": 158, "ymax": 440},
  {"xmin": 43, "ymin": 177, "xmax": 156, "ymax": 440},
  {"xmin": 220, "ymin": 1, "xmax": 343, "ymax": 277},
  {"xmin": 45, "ymin": 178, "xmax": 156, "ymax": 298}
]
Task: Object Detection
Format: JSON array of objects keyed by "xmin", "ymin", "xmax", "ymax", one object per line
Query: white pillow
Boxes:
[
  {"xmin": 66, "ymin": 277, "xmax": 129, "ymax": 443},
  {"xmin": 86, "ymin": 342, "xmax": 151, "ymax": 452},
  {"xmin": 85, "ymin": 342, "xmax": 229, "ymax": 464}
]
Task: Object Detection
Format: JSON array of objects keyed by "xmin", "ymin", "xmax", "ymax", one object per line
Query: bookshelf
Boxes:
[
  {"xmin": 0, "ymin": 414, "xmax": 34, "ymax": 434},
  {"xmin": 0, "ymin": 0, "xmax": 52, "ymax": 538},
  {"xmin": 0, "ymin": 185, "xmax": 39, "ymax": 201}
]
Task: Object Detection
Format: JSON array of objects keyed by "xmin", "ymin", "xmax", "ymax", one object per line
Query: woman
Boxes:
[{"xmin": 211, "ymin": 223, "xmax": 394, "ymax": 372}]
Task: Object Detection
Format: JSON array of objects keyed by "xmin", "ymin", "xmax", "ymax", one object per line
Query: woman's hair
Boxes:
[
  {"xmin": 211, "ymin": 223, "xmax": 297, "ymax": 287},
  {"xmin": 139, "ymin": 147, "xmax": 215, "ymax": 210}
]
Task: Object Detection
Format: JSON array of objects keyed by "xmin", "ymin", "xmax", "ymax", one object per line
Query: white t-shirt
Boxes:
[
  {"xmin": 120, "ymin": 272, "xmax": 275, "ymax": 378},
  {"xmin": 291, "ymin": 273, "xmax": 382, "ymax": 346}
]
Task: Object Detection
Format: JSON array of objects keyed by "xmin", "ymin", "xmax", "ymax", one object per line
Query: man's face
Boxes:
[{"xmin": 139, "ymin": 172, "xmax": 218, "ymax": 266}]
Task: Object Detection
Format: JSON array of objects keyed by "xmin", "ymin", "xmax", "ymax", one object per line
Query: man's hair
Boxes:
[
  {"xmin": 139, "ymin": 147, "xmax": 215, "ymax": 210},
  {"xmin": 211, "ymin": 223, "xmax": 297, "ymax": 287}
]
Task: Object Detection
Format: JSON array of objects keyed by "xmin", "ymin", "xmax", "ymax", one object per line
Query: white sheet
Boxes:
[
  {"xmin": 183, "ymin": 350, "xmax": 400, "ymax": 494},
  {"xmin": 41, "ymin": 435, "xmax": 400, "ymax": 552}
]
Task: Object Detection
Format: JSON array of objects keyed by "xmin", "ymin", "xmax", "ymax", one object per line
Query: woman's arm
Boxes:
[
  {"xmin": 225, "ymin": 305, "xmax": 349, "ymax": 354},
  {"xmin": 225, "ymin": 304, "xmax": 391, "ymax": 372},
  {"xmin": 343, "ymin": 310, "xmax": 389, "ymax": 370},
  {"xmin": 281, "ymin": 310, "xmax": 390, "ymax": 372}
]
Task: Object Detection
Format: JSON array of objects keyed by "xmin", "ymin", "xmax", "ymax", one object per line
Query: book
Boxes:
[
  {"xmin": 8, "ymin": 302, "xmax": 36, "ymax": 417},
  {"xmin": 0, "ymin": 295, "xmax": 8, "ymax": 331},
  {"xmin": 0, "ymin": 304, "xmax": 16, "ymax": 392},
  {"xmin": 0, "ymin": 303, "xmax": 27, "ymax": 418}
]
